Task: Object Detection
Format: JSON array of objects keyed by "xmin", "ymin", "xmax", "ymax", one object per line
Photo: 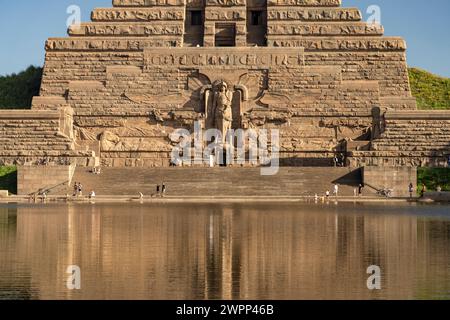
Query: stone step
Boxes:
[{"xmin": 65, "ymin": 167, "xmax": 364, "ymax": 197}]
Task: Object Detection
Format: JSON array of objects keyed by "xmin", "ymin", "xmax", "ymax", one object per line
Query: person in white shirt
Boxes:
[{"xmin": 333, "ymin": 184, "xmax": 339, "ymax": 197}]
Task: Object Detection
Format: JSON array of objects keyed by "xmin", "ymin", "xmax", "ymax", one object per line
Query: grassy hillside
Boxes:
[
  {"xmin": 0, "ymin": 66, "xmax": 42, "ymax": 109},
  {"xmin": 409, "ymin": 68, "xmax": 450, "ymax": 110}
]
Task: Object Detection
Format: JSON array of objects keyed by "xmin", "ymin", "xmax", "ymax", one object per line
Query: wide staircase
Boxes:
[
  {"xmin": 371, "ymin": 112, "xmax": 450, "ymax": 153},
  {"xmin": 0, "ymin": 111, "xmax": 74, "ymax": 159},
  {"xmin": 67, "ymin": 167, "xmax": 362, "ymax": 198},
  {"xmin": 372, "ymin": 120, "xmax": 450, "ymax": 152}
]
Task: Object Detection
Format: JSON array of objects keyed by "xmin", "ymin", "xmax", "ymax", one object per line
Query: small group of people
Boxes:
[
  {"xmin": 315, "ymin": 184, "xmax": 340, "ymax": 202},
  {"xmin": 73, "ymin": 182, "xmax": 96, "ymax": 199},
  {"xmin": 29, "ymin": 192, "xmax": 47, "ymax": 203},
  {"xmin": 91, "ymin": 167, "xmax": 102, "ymax": 175},
  {"xmin": 327, "ymin": 184, "xmax": 340, "ymax": 198},
  {"xmin": 333, "ymin": 153, "xmax": 346, "ymax": 167},
  {"xmin": 314, "ymin": 183, "xmax": 364, "ymax": 201},
  {"xmin": 73, "ymin": 182, "xmax": 83, "ymax": 196},
  {"xmin": 154, "ymin": 183, "xmax": 167, "ymax": 197}
]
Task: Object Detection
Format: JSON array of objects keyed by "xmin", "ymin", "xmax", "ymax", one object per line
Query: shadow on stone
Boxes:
[{"xmin": 331, "ymin": 168, "xmax": 363, "ymax": 187}]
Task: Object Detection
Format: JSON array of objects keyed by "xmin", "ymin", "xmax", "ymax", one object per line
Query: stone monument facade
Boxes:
[{"xmin": 0, "ymin": 0, "xmax": 449, "ymax": 170}]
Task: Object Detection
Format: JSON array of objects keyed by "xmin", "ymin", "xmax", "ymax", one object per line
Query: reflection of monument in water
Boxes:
[
  {"xmin": 0, "ymin": 0, "xmax": 449, "ymax": 188},
  {"xmin": 3, "ymin": 204, "xmax": 450, "ymax": 299},
  {"xmin": 0, "ymin": 208, "xmax": 36, "ymax": 299}
]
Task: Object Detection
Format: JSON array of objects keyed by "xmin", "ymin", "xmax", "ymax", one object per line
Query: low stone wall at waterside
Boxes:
[
  {"xmin": 421, "ymin": 192, "xmax": 450, "ymax": 202},
  {"xmin": 17, "ymin": 165, "xmax": 76, "ymax": 195},
  {"xmin": 362, "ymin": 166, "xmax": 417, "ymax": 197}
]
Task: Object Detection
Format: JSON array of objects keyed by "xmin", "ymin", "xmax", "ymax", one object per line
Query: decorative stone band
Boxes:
[
  {"xmin": 112, "ymin": 0, "xmax": 342, "ymax": 6},
  {"xmin": 45, "ymin": 37, "xmax": 406, "ymax": 51},
  {"xmin": 68, "ymin": 22, "xmax": 383, "ymax": 37},
  {"xmin": 113, "ymin": 0, "xmax": 186, "ymax": 6},
  {"xmin": 204, "ymin": 8, "xmax": 246, "ymax": 21},
  {"xmin": 267, "ymin": 0, "xmax": 341, "ymax": 6},
  {"xmin": 268, "ymin": 37, "xmax": 406, "ymax": 51},
  {"xmin": 91, "ymin": 8, "xmax": 185, "ymax": 22},
  {"xmin": 267, "ymin": 7, "xmax": 362, "ymax": 21},
  {"xmin": 45, "ymin": 38, "xmax": 181, "ymax": 50},
  {"xmin": 69, "ymin": 23, "xmax": 184, "ymax": 36},
  {"xmin": 267, "ymin": 22, "xmax": 384, "ymax": 36}
]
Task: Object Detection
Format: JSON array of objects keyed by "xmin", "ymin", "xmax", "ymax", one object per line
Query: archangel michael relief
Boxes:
[{"xmin": 210, "ymin": 80, "xmax": 233, "ymax": 137}]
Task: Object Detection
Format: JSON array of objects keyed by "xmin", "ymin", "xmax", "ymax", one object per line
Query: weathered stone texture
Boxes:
[
  {"xmin": 0, "ymin": 0, "xmax": 449, "ymax": 169},
  {"xmin": 17, "ymin": 165, "xmax": 76, "ymax": 195}
]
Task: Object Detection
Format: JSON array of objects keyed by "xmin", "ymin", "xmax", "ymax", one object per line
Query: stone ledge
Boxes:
[
  {"xmin": 385, "ymin": 110, "xmax": 450, "ymax": 120},
  {"xmin": 32, "ymin": 96, "xmax": 68, "ymax": 106},
  {"xmin": 340, "ymin": 80, "xmax": 379, "ymax": 91},
  {"xmin": 0, "ymin": 110, "xmax": 61, "ymax": 120},
  {"xmin": 422, "ymin": 192, "xmax": 450, "ymax": 202},
  {"xmin": 106, "ymin": 65, "xmax": 143, "ymax": 75}
]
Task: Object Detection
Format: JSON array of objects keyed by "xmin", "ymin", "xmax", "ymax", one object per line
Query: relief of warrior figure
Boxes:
[{"xmin": 211, "ymin": 81, "xmax": 233, "ymax": 139}]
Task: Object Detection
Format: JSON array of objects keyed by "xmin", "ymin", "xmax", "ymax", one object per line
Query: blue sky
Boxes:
[{"xmin": 0, "ymin": 0, "xmax": 449, "ymax": 77}]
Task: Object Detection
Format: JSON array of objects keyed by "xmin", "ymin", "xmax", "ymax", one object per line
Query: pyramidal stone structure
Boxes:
[{"xmin": 1, "ymin": 0, "xmax": 449, "ymax": 195}]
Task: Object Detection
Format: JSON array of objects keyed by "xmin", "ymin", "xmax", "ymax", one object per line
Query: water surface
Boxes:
[{"xmin": 0, "ymin": 202, "xmax": 449, "ymax": 300}]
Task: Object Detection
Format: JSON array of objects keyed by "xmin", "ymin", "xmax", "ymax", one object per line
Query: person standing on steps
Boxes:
[
  {"xmin": 78, "ymin": 183, "xmax": 83, "ymax": 197},
  {"xmin": 73, "ymin": 182, "xmax": 78, "ymax": 197},
  {"xmin": 333, "ymin": 184, "xmax": 339, "ymax": 198},
  {"xmin": 162, "ymin": 182, "xmax": 166, "ymax": 198},
  {"xmin": 408, "ymin": 183, "xmax": 414, "ymax": 198},
  {"xmin": 156, "ymin": 184, "xmax": 160, "ymax": 197},
  {"xmin": 420, "ymin": 183, "xmax": 427, "ymax": 198},
  {"xmin": 358, "ymin": 183, "xmax": 364, "ymax": 197}
]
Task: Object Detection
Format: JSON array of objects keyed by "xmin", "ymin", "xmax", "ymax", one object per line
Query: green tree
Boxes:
[{"xmin": 0, "ymin": 66, "xmax": 43, "ymax": 109}]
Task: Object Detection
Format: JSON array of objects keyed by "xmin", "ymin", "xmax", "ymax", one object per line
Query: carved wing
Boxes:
[
  {"xmin": 238, "ymin": 73, "xmax": 265, "ymax": 101},
  {"xmin": 259, "ymin": 92, "xmax": 291, "ymax": 106}
]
